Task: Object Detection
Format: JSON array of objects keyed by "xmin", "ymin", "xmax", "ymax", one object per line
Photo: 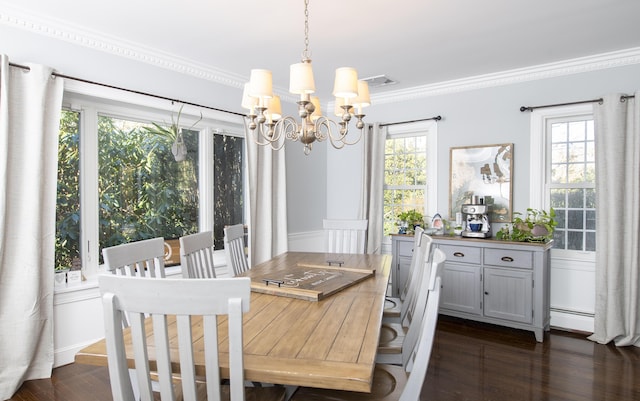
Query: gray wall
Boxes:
[
  {"xmin": 324, "ymin": 64, "xmax": 640, "ymax": 225},
  {"xmin": 4, "ymin": 22, "xmax": 640, "ymax": 235}
]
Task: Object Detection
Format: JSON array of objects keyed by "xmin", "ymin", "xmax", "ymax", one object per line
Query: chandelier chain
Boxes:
[{"xmin": 302, "ymin": 0, "xmax": 311, "ymax": 61}]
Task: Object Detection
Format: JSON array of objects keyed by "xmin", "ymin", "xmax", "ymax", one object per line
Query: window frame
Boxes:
[
  {"xmin": 62, "ymin": 80, "xmax": 244, "ymax": 278},
  {"xmin": 529, "ymin": 104, "xmax": 595, "ymax": 262},
  {"xmin": 382, "ymin": 120, "xmax": 437, "ymax": 245}
]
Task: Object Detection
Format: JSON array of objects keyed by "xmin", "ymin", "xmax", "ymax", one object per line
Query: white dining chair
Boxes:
[
  {"xmin": 102, "ymin": 237, "xmax": 167, "ymax": 332},
  {"xmin": 322, "ymin": 219, "xmax": 368, "ymax": 254},
  {"xmin": 224, "ymin": 224, "xmax": 250, "ymax": 276},
  {"xmin": 102, "ymin": 237, "xmax": 166, "ymax": 279},
  {"xmin": 289, "ymin": 252, "xmax": 444, "ymax": 401},
  {"xmin": 99, "ymin": 274, "xmax": 286, "ymax": 401},
  {"xmin": 179, "ymin": 231, "xmax": 216, "ymax": 278},
  {"xmin": 102, "ymin": 236, "xmax": 178, "ymax": 399},
  {"xmin": 376, "ymin": 236, "xmax": 438, "ymax": 365},
  {"xmin": 383, "ymin": 227, "xmax": 430, "ymax": 322}
]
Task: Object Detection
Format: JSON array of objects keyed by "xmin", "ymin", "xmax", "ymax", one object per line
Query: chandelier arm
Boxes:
[
  {"xmin": 279, "ymin": 117, "xmax": 303, "ymax": 143},
  {"xmin": 317, "ymin": 116, "xmax": 363, "ymax": 146},
  {"xmin": 250, "ymin": 122, "xmax": 286, "ymax": 150},
  {"xmin": 315, "ymin": 117, "xmax": 360, "ymax": 150},
  {"xmin": 251, "ymin": 133, "xmax": 285, "ymax": 150},
  {"xmin": 338, "ymin": 124, "xmax": 365, "ymax": 146}
]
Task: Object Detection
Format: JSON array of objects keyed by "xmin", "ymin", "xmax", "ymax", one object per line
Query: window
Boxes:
[
  {"xmin": 55, "ymin": 89, "xmax": 244, "ymax": 275},
  {"xmin": 530, "ymin": 104, "xmax": 596, "ymax": 259},
  {"xmin": 56, "ymin": 110, "xmax": 81, "ymax": 270},
  {"xmin": 547, "ymin": 117, "xmax": 596, "ymax": 252},
  {"xmin": 96, "ymin": 116, "xmax": 200, "ymax": 265},
  {"xmin": 213, "ymin": 134, "xmax": 245, "ymax": 250},
  {"xmin": 382, "ymin": 122, "xmax": 437, "ymax": 237}
]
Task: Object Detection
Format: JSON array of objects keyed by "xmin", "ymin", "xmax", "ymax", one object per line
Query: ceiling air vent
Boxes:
[{"xmin": 361, "ymin": 75, "xmax": 397, "ymax": 88}]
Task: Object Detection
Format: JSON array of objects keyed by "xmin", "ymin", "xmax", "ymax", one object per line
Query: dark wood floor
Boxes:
[{"xmin": 9, "ymin": 316, "xmax": 640, "ymax": 401}]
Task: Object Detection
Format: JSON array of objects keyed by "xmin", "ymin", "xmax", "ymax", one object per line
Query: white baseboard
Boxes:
[
  {"xmin": 550, "ymin": 308, "xmax": 594, "ymax": 333},
  {"xmin": 54, "ymin": 338, "xmax": 105, "ymax": 367}
]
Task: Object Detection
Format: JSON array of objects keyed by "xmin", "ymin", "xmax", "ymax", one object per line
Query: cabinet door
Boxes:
[
  {"xmin": 441, "ymin": 263, "xmax": 482, "ymax": 315},
  {"xmin": 483, "ymin": 267, "xmax": 533, "ymax": 324}
]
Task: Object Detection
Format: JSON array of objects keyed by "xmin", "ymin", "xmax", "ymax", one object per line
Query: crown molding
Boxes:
[
  {"xmin": 2, "ymin": 5, "xmax": 639, "ymax": 105},
  {"xmin": 372, "ymin": 47, "xmax": 640, "ymax": 105},
  {"xmin": 0, "ymin": 4, "xmax": 246, "ymax": 90}
]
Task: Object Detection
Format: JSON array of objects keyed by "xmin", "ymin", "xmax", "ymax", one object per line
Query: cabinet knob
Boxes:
[
  {"xmin": 453, "ymin": 252, "xmax": 465, "ymax": 257},
  {"xmin": 484, "ymin": 291, "xmax": 489, "ymax": 295},
  {"xmin": 501, "ymin": 256, "xmax": 514, "ymax": 262}
]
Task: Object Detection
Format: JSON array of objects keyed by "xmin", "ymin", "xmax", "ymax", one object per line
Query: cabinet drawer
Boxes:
[
  {"xmin": 484, "ymin": 248, "xmax": 533, "ymax": 269},
  {"xmin": 397, "ymin": 240, "xmax": 414, "ymax": 257},
  {"xmin": 439, "ymin": 244, "xmax": 481, "ymax": 264}
]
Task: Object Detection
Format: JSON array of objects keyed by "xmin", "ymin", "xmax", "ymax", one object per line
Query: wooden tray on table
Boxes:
[{"xmin": 242, "ymin": 252, "xmax": 376, "ymax": 301}]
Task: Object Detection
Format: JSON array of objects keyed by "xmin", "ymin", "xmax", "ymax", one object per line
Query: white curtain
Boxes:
[
  {"xmin": 244, "ymin": 124, "xmax": 288, "ymax": 265},
  {"xmin": 0, "ymin": 56, "xmax": 64, "ymax": 398},
  {"xmin": 588, "ymin": 92, "xmax": 640, "ymax": 347},
  {"xmin": 360, "ymin": 123, "xmax": 386, "ymax": 254}
]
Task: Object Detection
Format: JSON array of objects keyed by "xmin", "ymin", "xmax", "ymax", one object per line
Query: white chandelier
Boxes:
[{"xmin": 241, "ymin": 0, "xmax": 371, "ymax": 155}]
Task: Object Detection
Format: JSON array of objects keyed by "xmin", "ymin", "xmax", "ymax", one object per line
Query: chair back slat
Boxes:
[
  {"xmin": 224, "ymin": 224, "xmax": 250, "ymax": 276},
  {"xmin": 176, "ymin": 315, "xmax": 197, "ymax": 400},
  {"xmin": 102, "ymin": 237, "xmax": 167, "ymax": 328},
  {"xmin": 154, "ymin": 314, "xmax": 178, "ymax": 400},
  {"xmin": 323, "ymin": 219, "xmax": 368, "ymax": 254},
  {"xmin": 99, "ymin": 275, "xmax": 251, "ymax": 401},
  {"xmin": 102, "ymin": 237, "xmax": 166, "ymax": 278},
  {"xmin": 180, "ymin": 231, "xmax": 216, "ymax": 278}
]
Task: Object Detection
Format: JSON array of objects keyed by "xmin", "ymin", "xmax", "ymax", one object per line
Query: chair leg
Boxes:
[{"xmin": 284, "ymin": 385, "xmax": 299, "ymax": 401}]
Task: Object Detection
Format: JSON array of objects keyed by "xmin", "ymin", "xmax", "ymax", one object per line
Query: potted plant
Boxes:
[
  {"xmin": 497, "ymin": 207, "xmax": 557, "ymax": 242},
  {"xmin": 143, "ymin": 105, "xmax": 201, "ymax": 162},
  {"xmin": 396, "ymin": 209, "xmax": 424, "ymax": 234}
]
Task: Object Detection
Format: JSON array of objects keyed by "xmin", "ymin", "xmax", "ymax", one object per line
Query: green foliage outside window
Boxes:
[
  {"xmin": 213, "ymin": 135, "xmax": 244, "ymax": 250},
  {"xmin": 55, "ymin": 111, "xmax": 200, "ymax": 270},
  {"xmin": 97, "ymin": 116, "xmax": 199, "ymax": 262},
  {"xmin": 56, "ymin": 110, "xmax": 81, "ymax": 270},
  {"xmin": 383, "ymin": 136, "xmax": 427, "ymax": 235}
]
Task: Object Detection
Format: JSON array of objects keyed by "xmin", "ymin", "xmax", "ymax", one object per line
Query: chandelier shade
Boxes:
[
  {"xmin": 241, "ymin": 0, "xmax": 370, "ymax": 155},
  {"xmin": 332, "ymin": 67, "xmax": 359, "ymax": 98},
  {"xmin": 353, "ymin": 80, "xmax": 371, "ymax": 112},
  {"xmin": 241, "ymin": 83, "xmax": 257, "ymax": 111},
  {"xmin": 289, "ymin": 61, "xmax": 316, "ymax": 95},
  {"xmin": 248, "ymin": 69, "xmax": 273, "ymax": 99}
]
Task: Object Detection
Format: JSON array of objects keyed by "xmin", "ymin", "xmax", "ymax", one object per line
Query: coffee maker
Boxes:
[{"xmin": 461, "ymin": 196, "xmax": 491, "ymax": 238}]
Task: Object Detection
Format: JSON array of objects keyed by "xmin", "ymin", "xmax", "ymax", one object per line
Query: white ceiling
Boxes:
[{"xmin": 3, "ymin": 0, "xmax": 640, "ymax": 104}]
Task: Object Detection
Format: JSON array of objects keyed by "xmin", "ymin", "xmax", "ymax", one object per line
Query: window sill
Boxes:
[{"xmin": 53, "ymin": 265, "xmax": 184, "ymax": 304}]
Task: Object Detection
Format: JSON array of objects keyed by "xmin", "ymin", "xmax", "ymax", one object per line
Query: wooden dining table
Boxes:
[{"xmin": 75, "ymin": 251, "xmax": 391, "ymax": 393}]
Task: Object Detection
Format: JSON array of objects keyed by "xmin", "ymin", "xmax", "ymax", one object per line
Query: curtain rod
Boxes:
[
  {"xmin": 520, "ymin": 95, "xmax": 636, "ymax": 112},
  {"xmin": 380, "ymin": 115, "xmax": 442, "ymax": 127},
  {"xmin": 8, "ymin": 61, "xmax": 245, "ymax": 117}
]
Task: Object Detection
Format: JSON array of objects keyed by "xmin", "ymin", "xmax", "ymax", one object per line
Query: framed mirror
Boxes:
[{"xmin": 449, "ymin": 143, "xmax": 513, "ymax": 223}]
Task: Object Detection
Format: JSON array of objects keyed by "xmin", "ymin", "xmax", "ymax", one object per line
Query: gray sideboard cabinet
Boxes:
[{"xmin": 390, "ymin": 234, "xmax": 552, "ymax": 342}]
